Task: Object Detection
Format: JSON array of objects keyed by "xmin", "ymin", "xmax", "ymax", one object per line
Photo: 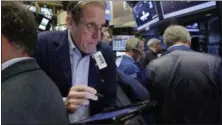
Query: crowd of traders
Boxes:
[{"xmin": 2, "ymin": 1, "xmax": 222, "ymax": 125}]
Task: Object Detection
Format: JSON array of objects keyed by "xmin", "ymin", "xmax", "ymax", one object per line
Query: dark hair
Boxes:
[
  {"xmin": 67, "ymin": 1, "xmax": 78, "ymax": 13},
  {"xmin": 2, "ymin": 1, "xmax": 37, "ymax": 55}
]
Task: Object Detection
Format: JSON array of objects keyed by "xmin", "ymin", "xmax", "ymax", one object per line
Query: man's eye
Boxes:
[{"xmin": 87, "ymin": 23, "xmax": 93, "ymax": 28}]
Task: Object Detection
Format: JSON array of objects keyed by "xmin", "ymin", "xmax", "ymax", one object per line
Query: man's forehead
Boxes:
[{"xmin": 81, "ymin": 4, "xmax": 105, "ymax": 24}]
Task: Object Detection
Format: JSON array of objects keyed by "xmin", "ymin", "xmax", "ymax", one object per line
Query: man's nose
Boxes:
[{"xmin": 92, "ymin": 29, "xmax": 101, "ymax": 40}]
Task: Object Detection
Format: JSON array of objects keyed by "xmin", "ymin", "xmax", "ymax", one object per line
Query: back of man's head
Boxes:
[
  {"xmin": 163, "ymin": 25, "xmax": 191, "ymax": 48},
  {"xmin": 126, "ymin": 37, "xmax": 142, "ymax": 52},
  {"xmin": 2, "ymin": 2, "xmax": 37, "ymax": 58}
]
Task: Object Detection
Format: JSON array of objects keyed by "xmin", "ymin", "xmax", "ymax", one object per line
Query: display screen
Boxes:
[
  {"xmin": 133, "ymin": 1, "xmax": 159, "ymax": 31},
  {"xmin": 160, "ymin": 1, "xmax": 216, "ymax": 19},
  {"xmin": 41, "ymin": 7, "xmax": 53, "ymax": 19},
  {"xmin": 105, "ymin": 1, "xmax": 112, "ymax": 21},
  {"xmin": 208, "ymin": 44, "xmax": 220, "ymax": 56},
  {"xmin": 186, "ymin": 23, "xmax": 199, "ymax": 32},
  {"xmin": 112, "ymin": 35, "xmax": 134, "ymax": 51},
  {"xmin": 38, "ymin": 18, "xmax": 50, "ymax": 30},
  {"xmin": 208, "ymin": 17, "xmax": 221, "ymax": 44}
]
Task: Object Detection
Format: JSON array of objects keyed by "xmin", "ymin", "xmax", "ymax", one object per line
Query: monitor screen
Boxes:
[
  {"xmin": 112, "ymin": 35, "xmax": 134, "ymax": 51},
  {"xmin": 24, "ymin": 4, "xmax": 36, "ymax": 12},
  {"xmin": 208, "ymin": 17, "xmax": 221, "ymax": 44},
  {"xmin": 41, "ymin": 7, "xmax": 53, "ymax": 19},
  {"xmin": 105, "ymin": 1, "xmax": 112, "ymax": 21},
  {"xmin": 39, "ymin": 18, "xmax": 50, "ymax": 30},
  {"xmin": 160, "ymin": 1, "xmax": 216, "ymax": 19},
  {"xmin": 208, "ymin": 44, "xmax": 220, "ymax": 56},
  {"xmin": 133, "ymin": 1, "xmax": 159, "ymax": 31},
  {"xmin": 186, "ymin": 23, "xmax": 199, "ymax": 32}
]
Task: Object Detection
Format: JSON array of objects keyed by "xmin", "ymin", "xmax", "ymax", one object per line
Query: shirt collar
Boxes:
[
  {"xmin": 166, "ymin": 44, "xmax": 192, "ymax": 54},
  {"xmin": 124, "ymin": 53, "xmax": 135, "ymax": 62},
  {"xmin": 68, "ymin": 30, "xmax": 76, "ymax": 52},
  {"xmin": 2, "ymin": 57, "xmax": 33, "ymax": 71}
]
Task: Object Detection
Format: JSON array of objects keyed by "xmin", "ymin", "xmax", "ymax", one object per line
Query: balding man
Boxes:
[
  {"xmin": 140, "ymin": 38, "xmax": 162, "ymax": 69},
  {"xmin": 34, "ymin": 1, "xmax": 117, "ymax": 123},
  {"xmin": 144, "ymin": 25, "xmax": 221, "ymax": 124}
]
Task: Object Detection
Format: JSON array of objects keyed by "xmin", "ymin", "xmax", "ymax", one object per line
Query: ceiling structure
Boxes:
[
  {"xmin": 111, "ymin": 1, "xmax": 136, "ymax": 27},
  {"xmin": 24, "ymin": 1, "xmax": 136, "ymax": 27}
]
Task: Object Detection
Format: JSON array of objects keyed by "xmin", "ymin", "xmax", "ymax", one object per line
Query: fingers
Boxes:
[
  {"xmin": 68, "ymin": 91, "xmax": 98, "ymax": 101},
  {"xmin": 66, "ymin": 85, "xmax": 98, "ymax": 113},
  {"xmin": 67, "ymin": 98, "xmax": 90, "ymax": 106},
  {"xmin": 65, "ymin": 98, "xmax": 89, "ymax": 113},
  {"xmin": 70, "ymin": 85, "xmax": 97, "ymax": 95}
]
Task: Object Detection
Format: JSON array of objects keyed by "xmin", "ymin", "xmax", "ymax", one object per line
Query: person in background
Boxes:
[
  {"xmin": 140, "ymin": 38, "xmax": 162, "ymax": 69},
  {"xmin": 116, "ymin": 37, "xmax": 144, "ymax": 83},
  {"xmin": 144, "ymin": 25, "xmax": 222, "ymax": 124},
  {"xmin": 33, "ymin": 1, "xmax": 117, "ymax": 123},
  {"xmin": 101, "ymin": 28, "xmax": 112, "ymax": 45},
  {"xmin": 1, "ymin": 2, "xmax": 69, "ymax": 124}
]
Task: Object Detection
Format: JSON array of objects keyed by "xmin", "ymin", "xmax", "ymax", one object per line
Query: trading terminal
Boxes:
[{"xmin": 1, "ymin": 1, "xmax": 222, "ymax": 125}]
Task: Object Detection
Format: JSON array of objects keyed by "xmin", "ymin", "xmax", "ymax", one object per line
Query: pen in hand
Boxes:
[{"xmin": 96, "ymin": 93, "xmax": 104, "ymax": 98}]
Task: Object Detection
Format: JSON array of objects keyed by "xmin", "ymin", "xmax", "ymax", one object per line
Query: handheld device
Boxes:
[{"xmin": 73, "ymin": 100, "xmax": 157, "ymax": 124}]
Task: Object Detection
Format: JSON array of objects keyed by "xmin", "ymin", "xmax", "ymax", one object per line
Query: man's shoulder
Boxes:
[
  {"xmin": 120, "ymin": 59, "xmax": 139, "ymax": 73},
  {"xmin": 37, "ymin": 30, "xmax": 67, "ymax": 44},
  {"xmin": 38, "ymin": 30, "xmax": 66, "ymax": 38},
  {"xmin": 151, "ymin": 50, "xmax": 221, "ymax": 68}
]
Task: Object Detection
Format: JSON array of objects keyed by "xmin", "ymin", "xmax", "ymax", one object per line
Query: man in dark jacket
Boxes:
[
  {"xmin": 144, "ymin": 25, "xmax": 222, "ymax": 124},
  {"xmin": 140, "ymin": 38, "xmax": 162, "ymax": 69},
  {"xmin": 1, "ymin": 2, "xmax": 69, "ymax": 124},
  {"xmin": 34, "ymin": 1, "xmax": 117, "ymax": 123}
]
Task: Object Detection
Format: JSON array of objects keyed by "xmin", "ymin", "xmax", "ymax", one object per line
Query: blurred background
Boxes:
[{"xmin": 23, "ymin": 1, "xmax": 222, "ymax": 56}]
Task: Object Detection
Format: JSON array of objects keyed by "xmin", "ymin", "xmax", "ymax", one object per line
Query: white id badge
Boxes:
[{"xmin": 93, "ymin": 51, "xmax": 107, "ymax": 70}]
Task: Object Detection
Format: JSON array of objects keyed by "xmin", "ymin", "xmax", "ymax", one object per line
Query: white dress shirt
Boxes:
[{"xmin": 67, "ymin": 30, "xmax": 91, "ymax": 123}]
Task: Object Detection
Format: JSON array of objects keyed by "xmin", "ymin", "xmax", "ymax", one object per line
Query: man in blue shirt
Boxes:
[{"xmin": 116, "ymin": 37, "xmax": 144, "ymax": 83}]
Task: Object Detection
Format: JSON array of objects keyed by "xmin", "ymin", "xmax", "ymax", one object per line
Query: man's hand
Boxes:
[{"xmin": 65, "ymin": 85, "xmax": 98, "ymax": 113}]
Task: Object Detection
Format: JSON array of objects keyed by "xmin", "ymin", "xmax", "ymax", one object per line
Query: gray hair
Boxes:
[
  {"xmin": 147, "ymin": 38, "xmax": 161, "ymax": 47},
  {"xmin": 125, "ymin": 37, "xmax": 141, "ymax": 52},
  {"xmin": 68, "ymin": 1, "xmax": 106, "ymax": 24},
  {"xmin": 163, "ymin": 25, "xmax": 191, "ymax": 47}
]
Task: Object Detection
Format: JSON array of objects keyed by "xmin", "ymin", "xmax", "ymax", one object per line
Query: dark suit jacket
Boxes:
[
  {"xmin": 116, "ymin": 69, "xmax": 150, "ymax": 103},
  {"xmin": 140, "ymin": 49, "xmax": 158, "ymax": 70},
  {"xmin": 2, "ymin": 59, "xmax": 69, "ymax": 125},
  {"xmin": 145, "ymin": 45, "xmax": 222, "ymax": 124},
  {"xmin": 33, "ymin": 30, "xmax": 117, "ymax": 115}
]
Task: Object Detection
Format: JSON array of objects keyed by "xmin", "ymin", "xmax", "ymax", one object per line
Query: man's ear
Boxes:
[
  {"xmin": 66, "ymin": 14, "xmax": 73, "ymax": 29},
  {"xmin": 188, "ymin": 41, "xmax": 191, "ymax": 46}
]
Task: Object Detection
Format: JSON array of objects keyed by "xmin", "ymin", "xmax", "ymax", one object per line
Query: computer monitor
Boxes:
[
  {"xmin": 41, "ymin": 7, "xmax": 53, "ymax": 19},
  {"xmin": 186, "ymin": 22, "xmax": 200, "ymax": 32},
  {"xmin": 112, "ymin": 35, "xmax": 134, "ymax": 51},
  {"xmin": 208, "ymin": 44, "xmax": 220, "ymax": 56},
  {"xmin": 38, "ymin": 18, "xmax": 50, "ymax": 31},
  {"xmin": 160, "ymin": 1, "xmax": 216, "ymax": 19},
  {"xmin": 105, "ymin": 1, "xmax": 112, "ymax": 21},
  {"xmin": 133, "ymin": 1, "xmax": 159, "ymax": 31},
  {"xmin": 208, "ymin": 17, "xmax": 221, "ymax": 44}
]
